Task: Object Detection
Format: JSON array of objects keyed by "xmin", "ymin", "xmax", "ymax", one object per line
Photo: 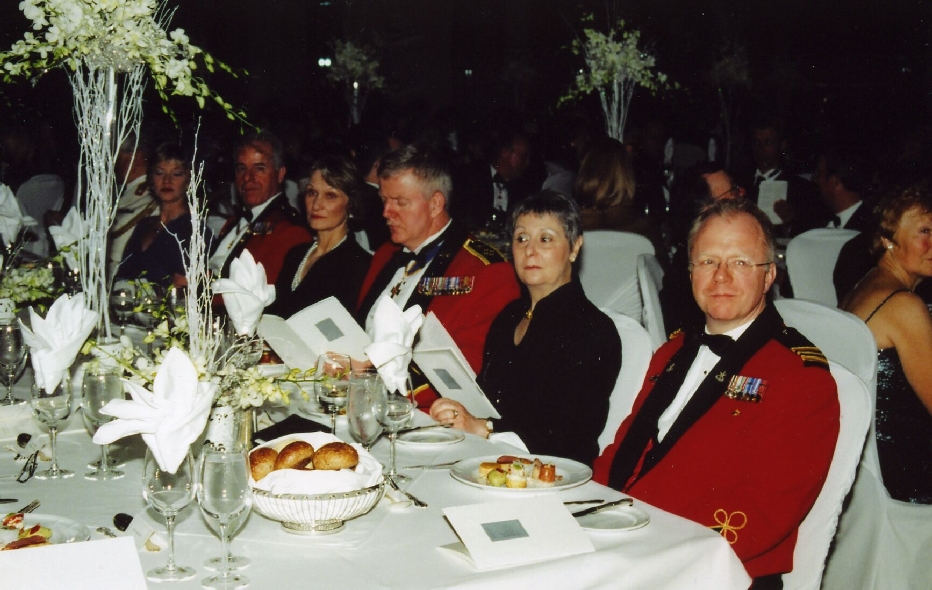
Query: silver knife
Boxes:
[
  {"xmin": 398, "ymin": 424, "xmax": 453, "ymax": 434},
  {"xmin": 0, "ymin": 499, "xmax": 18, "ymax": 504},
  {"xmin": 400, "ymin": 461, "xmax": 459, "ymax": 470},
  {"xmin": 571, "ymin": 498, "xmax": 633, "ymax": 518}
]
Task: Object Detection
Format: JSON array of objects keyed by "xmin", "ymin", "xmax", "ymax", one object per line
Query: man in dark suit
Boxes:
[
  {"xmin": 208, "ymin": 132, "xmax": 312, "ymax": 284},
  {"xmin": 356, "ymin": 143, "xmax": 520, "ymax": 408},
  {"xmin": 457, "ymin": 129, "xmax": 533, "ymax": 228},
  {"xmin": 594, "ymin": 198, "xmax": 839, "ymax": 584},
  {"xmin": 743, "ymin": 122, "xmax": 830, "ymax": 237}
]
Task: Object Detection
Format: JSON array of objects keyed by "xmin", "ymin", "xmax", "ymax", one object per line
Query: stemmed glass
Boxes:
[
  {"xmin": 315, "ymin": 353, "xmax": 351, "ymax": 434},
  {"xmin": 143, "ymin": 450, "xmax": 196, "ymax": 582},
  {"xmin": 374, "ymin": 376, "xmax": 414, "ymax": 482},
  {"xmin": 198, "ymin": 447, "xmax": 252, "ymax": 589},
  {"xmin": 30, "ymin": 371, "xmax": 73, "ymax": 479},
  {"xmin": 203, "ymin": 508, "xmax": 250, "ymax": 573},
  {"xmin": 135, "ymin": 282, "xmax": 162, "ymax": 357},
  {"xmin": 0, "ymin": 322, "xmax": 27, "ymax": 406},
  {"xmin": 347, "ymin": 368, "xmax": 385, "ymax": 451},
  {"xmin": 109, "ymin": 286, "xmax": 135, "ymax": 337},
  {"xmin": 82, "ymin": 366, "xmax": 125, "ymax": 480}
]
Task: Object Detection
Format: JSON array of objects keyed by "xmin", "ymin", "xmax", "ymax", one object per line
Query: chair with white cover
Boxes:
[
  {"xmin": 782, "ymin": 361, "xmax": 871, "ymax": 590},
  {"xmin": 578, "ymin": 230, "xmax": 654, "ymax": 322},
  {"xmin": 636, "ymin": 253, "xmax": 666, "ymax": 351},
  {"xmin": 784, "ymin": 228, "xmax": 859, "ymax": 306},
  {"xmin": 15, "ymin": 173, "xmax": 65, "ymax": 258},
  {"xmin": 596, "ymin": 308, "xmax": 653, "ymax": 453}
]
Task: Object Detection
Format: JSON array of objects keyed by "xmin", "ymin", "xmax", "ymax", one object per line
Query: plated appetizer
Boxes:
[
  {"xmin": 478, "ymin": 455, "xmax": 561, "ymax": 489},
  {"xmin": 0, "ymin": 513, "xmax": 52, "ymax": 550}
]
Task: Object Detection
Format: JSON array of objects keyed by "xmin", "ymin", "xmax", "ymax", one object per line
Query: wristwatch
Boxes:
[{"xmin": 484, "ymin": 419, "xmax": 495, "ymax": 438}]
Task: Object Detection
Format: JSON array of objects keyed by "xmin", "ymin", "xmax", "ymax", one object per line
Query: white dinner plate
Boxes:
[
  {"xmin": 397, "ymin": 428, "xmax": 465, "ymax": 446},
  {"xmin": 297, "ymin": 398, "xmax": 348, "ymax": 423},
  {"xmin": 576, "ymin": 505, "xmax": 650, "ymax": 532},
  {"xmin": 23, "ymin": 514, "xmax": 91, "ymax": 544},
  {"xmin": 450, "ymin": 454, "xmax": 592, "ymax": 492}
]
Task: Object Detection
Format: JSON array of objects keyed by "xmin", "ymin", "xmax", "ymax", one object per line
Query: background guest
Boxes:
[
  {"xmin": 265, "ymin": 156, "xmax": 372, "ymax": 318},
  {"xmin": 109, "ymin": 136, "xmax": 154, "ymax": 277},
  {"xmin": 430, "ymin": 190, "xmax": 621, "ymax": 465},
  {"xmin": 116, "ymin": 143, "xmax": 210, "ymax": 288},
  {"xmin": 841, "ymin": 182, "xmax": 932, "ymax": 504}
]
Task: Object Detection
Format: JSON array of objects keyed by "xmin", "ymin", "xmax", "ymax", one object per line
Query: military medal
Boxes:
[
  {"xmin": 725, "ymin": 375, "xmax": 767, "ymax": 402},
  {"xmin": 417, "ymin": 276, "xmax": 474, "ymax": 296}
]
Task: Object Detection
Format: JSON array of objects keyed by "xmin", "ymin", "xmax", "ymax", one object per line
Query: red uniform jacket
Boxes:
[
  {"xmin": 356, "ymin": 223, "xmax": 520, "ymax": 408},
  {"xmin": 221, "ymin": 195, "xmax": 312, "ymax": 284},
  {"xmin": 593, "ymin": 307, "xmax": 839, "ymax": 579}
]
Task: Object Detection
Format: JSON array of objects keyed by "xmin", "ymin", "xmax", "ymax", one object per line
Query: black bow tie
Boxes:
[
  {"xmin": 698, "ymin": 332, "xmax": 734, "ymax": 356},
  {"xmin": 240, "ymin": 207, "xmax": 254, "ymax": 223},
  {"xmin": 831, "ymin": 215, "xmax": 841, "ymax": 228},
  {"xmin": 492, "ymin": 172, "xmax": 506, "ymax": 185}
]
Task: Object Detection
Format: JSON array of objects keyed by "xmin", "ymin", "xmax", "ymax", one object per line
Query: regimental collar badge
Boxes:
[
  {"xmin": 247, "ymin": 221, "xmax": 273, "ymax": 235},
  {"xmin": 417, "ymin": 276, "xmax": 474, "ymax": 296},
  {"xmin": 725, "ymin": 374, "xmax": 768, "ymax": 403},
  {"xmin": 715, "ymin": 371, "xmax": 727, "ymax": 383}
]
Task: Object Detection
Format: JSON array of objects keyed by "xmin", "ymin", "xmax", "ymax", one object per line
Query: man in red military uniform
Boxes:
[
  {"xmin": 593, "ymin": 198, "xmax": 839, "ymax": 585},
  {"xmin": 209, "ymin": 132, "xmax": 311, "ymax": 284},
  {"xmin": 356, "ymin": 143, "xmax": 520, "ymax": 408}
]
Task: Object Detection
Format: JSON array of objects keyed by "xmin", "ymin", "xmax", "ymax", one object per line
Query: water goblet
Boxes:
[
  {"xmin": 82, "ymin": 366, "xmax": 125, "ymax": 480},
  {"xmin": 347, "ymin": 369, "xmax": 385, "ymax": 451},
  {"xmin": 203, "ymin": 507, "xmax": 250, "ymax": 572},
  {"xmin": 0, "ymin": 322, "xmax": 27, "ymax": 406},
  {"xmin": 143, "ymin": 450, "xmax": 196, "ymax": 582},
  {"xmin": 109, "ymin": 287, "xmax": 135, "ymax": 337},
  {"xmin": 315, "ymin": 353, "xmax": 352, "ymax": 434},
  {"xmin": 374, "ymin": 377, "xmax": 414, "ymax": 482},
  {"xmin": 198, "ymin": 447, "xmax": 252, "ymax": 589},
  {"xmin": 31, "ymin": 371, "xmax": 73, "ymax": 479}
]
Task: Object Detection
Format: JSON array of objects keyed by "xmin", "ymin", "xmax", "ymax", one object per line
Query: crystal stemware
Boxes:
[
  {"xmin": 30, "ymin": 371, "xmax": 73, "ymax": 479},
  {"xmin": 143, "ymin": 450, "xmax": 196, "ymax": 582},
  {"xmin": 347, "ymin": 368, "xmax": 385, "ymax": 450},
  {"xmin": 315, "ymin": 353, "xmax": 351, "ymax": 434},
  {"xmin": 135, "ymin": 282, "xmax": 162, "ymax": 356},
  {"xmin": 203, "ymin": 507, "xmax": 250, "ymax": 572},
  {"xmin": 198, "ymin": 447, "xmax": 252, "ymax": 589},
  {"xmin": 82, "ymin": 366, "xmax": 125, "ymax": 480},
  {"xmin": 109, "ymin": 286, "xmax": 135, "ymax": 337},
  {"xmin": 0, "ymin": 322, "xmax": 27, "ymax": 406},
  {"xmin": 374, "ymin": 376, "xmax": 414, "ymax": 482}
]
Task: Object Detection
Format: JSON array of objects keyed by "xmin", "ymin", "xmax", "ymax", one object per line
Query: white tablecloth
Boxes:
[{"xmin": 0, "ymin": 379, "xmax": 751, "ymax": 589}]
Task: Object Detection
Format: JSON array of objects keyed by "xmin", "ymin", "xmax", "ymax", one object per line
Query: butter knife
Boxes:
[
  {"xmin": 571, "ymin": 498, "xmax": 633, "ymax": 518},
  {"xmin": 0, "ymin": 499, "xmax": 18, "ymax": 504},
  {"xmin": 400, "ymin": 461, "xmax": 459, "ymax": 470},
  {"xmin": 398, "ymin": 424, "xmax": 453, "ymax": 434}
]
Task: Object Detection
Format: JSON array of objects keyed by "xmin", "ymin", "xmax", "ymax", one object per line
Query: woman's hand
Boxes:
[{"xmin": 429, "ymin": 399, "xmax": 488, "ymax": 437}]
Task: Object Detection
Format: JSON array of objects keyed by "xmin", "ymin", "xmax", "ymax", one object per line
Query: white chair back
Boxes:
[
  {"xmin": 636, "ymin": 253, "xmax": 666, "ymax": 351},
  {"xmin": 597, "ymin": 308, "xmax": 653, "ymax": 452},
  {"xmin": 578, "ymin": 231, "xmax": 654, "ymax": 321},
  {"xmin": 774, "ymin": 299, "xmax": 877, "ymax": 391},
  {"xmin": 16, "ymin": 174, "xmax": 65, "ymax": 258},
  {"xmin": 785, "ymin": 228, "xmax": 859, "ymax": 306},
  {"xmin": 783, "ymin": 361, "xmax": 871, "ymax": 590}
]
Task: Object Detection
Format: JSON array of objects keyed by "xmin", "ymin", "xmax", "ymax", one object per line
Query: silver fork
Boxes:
[
  {"xmin": 17, "ymin": 499, "xmax": 39, "ymax": 514},
  {"xmin": 387, "ymin": 476, "xmax": 428, "ymax": 508}
]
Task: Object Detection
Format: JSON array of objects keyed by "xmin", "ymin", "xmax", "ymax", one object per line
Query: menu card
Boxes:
[
  {"xmin": 757, "ymin": 180, "xmax": 787, "ymax": 224},
  {"xmin": 439, "ymin": 496, "xmax": 594, "ymax": 570},
  {"xmin": 413, "ymin": 313, "xmax": 500, "ymax": 419},
  {"xmin": 258, "ymin": 296, "xmax": 371, "ymax": 368},
  {"xmin": 0, "ymin": 537, "xmax": 146, "ymax": 588}
]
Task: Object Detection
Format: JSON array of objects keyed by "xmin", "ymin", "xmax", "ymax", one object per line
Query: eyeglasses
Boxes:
[
  {"xmin": 17, "ymin": 451, "xmax": 38, "ymax": 483},
  {"xmin": 714, "ymin": 185, "xmax": 745, "ymax": 200},
  {"xmin": 688, "ymin": 258, "xmax": 773, "ymax": 276}
]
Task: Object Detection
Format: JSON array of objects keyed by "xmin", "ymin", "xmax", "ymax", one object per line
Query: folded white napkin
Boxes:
[
  {"xmin": 19, "ymin": 293, "xmax": 99, "ymax": 393},
  {"xmin": 364, "ymin": 295, "xmax": 423, "ymax": 394},
  {"xmin": 213, "ymin": 250, "xmax": 276, "ymax": 336},
  {"xmin": 0, "ymin": 183, "xmax": 24, "ymax": 246},
  {"xmin": 48, "ymin": 208, "xmax": 85, "ymax": 269},
  {"xmin": 93, "ymin": 347, "xmax": 216, "ymax": 473},
  {"xmin": 250, "ymin": 432, "xmax": 383, "ymax": 494}
]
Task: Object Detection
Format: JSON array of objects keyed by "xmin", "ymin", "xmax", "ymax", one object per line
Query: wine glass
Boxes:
[
  {"xmin": 135, "ymin": 282, "xmax": 162, "ymax": 357},
  {"xmin": 315, "ymin": 353, "xmax": 351, "ymax": 434},
  {"xmin": 30, "ymin": 371, "xmax": 73, "ymax": 479},
  {"xmin": 347, "ymin": 369, "xmax": 385, "ymax": 450},
  {"xmin": 143, "ymin": 450, "xmax": 196, "ymax": 582},
  {"xmin": 82, "ymin": 366, "xmax": 125, "ymax": 480},
  {"xmin": 198, "ymin": 447, "xmax": 252, "ymax": 589},
  {"xmin": 374, "ymin": 376, "xmax": 414, "ymax": 482},
  {"xmin": 0, "ymin": 322, "xmax": 27, "ymax": 406},
  {"xmin": 203, "ymin": 507, "xmax": 250, "ymax": 572},
  {"xmin": 109, "ymin": 286, "xmax": 135, "ymax": 337}
]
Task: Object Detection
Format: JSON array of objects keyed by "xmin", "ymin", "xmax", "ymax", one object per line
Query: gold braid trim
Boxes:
[{"xmin": 710, "ymin": 509, "xmax": 747, "ymax": 545}]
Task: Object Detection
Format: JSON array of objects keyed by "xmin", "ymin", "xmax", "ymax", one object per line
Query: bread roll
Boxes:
[
  {"xmin": 274, "ymin": 441, "xmax": 315, "ymax": 471},
  {"xmin": 312, "ymin": 442, "xmax": 359, "ymax": 471},
  {"xmin": 249, "ymin": 447, "xmax": 278, "ymax": 481}
]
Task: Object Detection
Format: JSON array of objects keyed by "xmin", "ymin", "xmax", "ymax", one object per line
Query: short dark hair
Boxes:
[
  {"xmin": 309, "ymin": 155, "xmax": 366, "ymax": 219},
  {"xmin": 378, "ymin": 143, "xmax": 453, "ymax": 208},
  {"xmin": 820, "ymin": 145, "xmax": 871, "ymax": 194},
  {"xmin": 511, "ymin": 189, "xmax": 582, "ymax": 246},
  {"xmin": 687, "ymin": 198, "xmax": 776, "ymax": 263},
  {"xmin": 874, "ymin": 181, "xmax": 932, "ymax": 255},
  {"xmin": 236, "ymin": 130, "xmax": 285, "ymax": 169}
]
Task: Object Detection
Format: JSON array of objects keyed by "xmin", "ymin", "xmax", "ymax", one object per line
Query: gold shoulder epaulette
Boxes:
[
  {"xmin": 777, "ymin": 327, "xmax": 829, "ymax": 369},
  {"xmin": 464, "ymin": 237, "xmax": 506, "ymax": 265}
]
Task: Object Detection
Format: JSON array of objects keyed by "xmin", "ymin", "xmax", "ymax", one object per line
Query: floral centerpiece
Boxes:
[
  {"xmin": 1, "ymin": 0, "xmax": 246, "ymax": 339},
  {"xmin": 328, "ymin": 40, "xmax": 384, "ymax": 127},
  {"xmin": 561, "ymin": 16, "xmax": 674, "ymax": 142}
]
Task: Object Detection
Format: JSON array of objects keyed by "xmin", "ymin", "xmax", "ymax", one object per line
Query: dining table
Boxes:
[{"xmin": 0, "ymin": 368, "xmax": 752, "ymax": 589}]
